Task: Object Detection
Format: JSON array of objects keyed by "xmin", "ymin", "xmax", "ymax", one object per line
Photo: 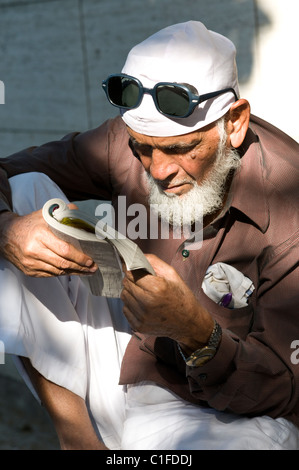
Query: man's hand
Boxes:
[
  {"xmin": 0, "ymin": 209, "xmax": 98, "ymax": 277},
  {"xmin": 121, "ymin": 254, "xmax": 214, "ymax": 354}
]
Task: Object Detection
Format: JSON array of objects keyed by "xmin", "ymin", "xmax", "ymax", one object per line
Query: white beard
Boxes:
[{"xmin": 145, "ymin": 119, "xmax": 241, "ymax": 229}]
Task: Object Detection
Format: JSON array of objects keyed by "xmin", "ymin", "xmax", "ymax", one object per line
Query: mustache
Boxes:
[{"xmin": 148, "ymin": 175, "xmax": 195, "ymax": 193}]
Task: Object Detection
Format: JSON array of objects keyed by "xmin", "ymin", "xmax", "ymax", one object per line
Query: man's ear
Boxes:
[{"xmin": 227, "ymin": 99, "xmax": 250, "ymax": 148}]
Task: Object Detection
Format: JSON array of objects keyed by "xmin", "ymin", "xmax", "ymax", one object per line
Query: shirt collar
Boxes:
[{"xmin": 226, "ymin": 125, "xmax": 270, "ymax": 233}]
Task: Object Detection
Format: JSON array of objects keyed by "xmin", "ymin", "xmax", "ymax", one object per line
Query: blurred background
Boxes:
[{"xmin": 0, "ymin": 0, "xmax": 298, "ymax": 450}]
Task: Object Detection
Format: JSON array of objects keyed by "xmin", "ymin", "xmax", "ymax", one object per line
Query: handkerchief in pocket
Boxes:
[{"xmin": 202, "ymin": 262, "xmax": 254, "ymax": 308}]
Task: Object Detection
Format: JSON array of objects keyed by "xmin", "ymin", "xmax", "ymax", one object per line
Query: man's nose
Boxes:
[{"xmin": 149, "ymin": 149, "xmax": 179, "ymax": 181}]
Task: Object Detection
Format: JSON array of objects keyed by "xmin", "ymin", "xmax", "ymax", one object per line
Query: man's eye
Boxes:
[
  {"xmin": 136, "ymin": 145, "xmax": 153, "ymax": 157},
  {"xmin": 164, "ymin": 145, "xmax": 195, "ymax": 155}
]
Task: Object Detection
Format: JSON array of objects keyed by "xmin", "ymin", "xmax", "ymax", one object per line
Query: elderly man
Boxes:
[{"xmin": 0, "ymin": 21, "xmax": 299, "ymax": 450}]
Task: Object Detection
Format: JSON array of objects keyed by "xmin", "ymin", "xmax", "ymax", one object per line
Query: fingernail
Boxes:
[{"xmin": 89, "ymin": 264, "xmax": 98, "ymax": 272}]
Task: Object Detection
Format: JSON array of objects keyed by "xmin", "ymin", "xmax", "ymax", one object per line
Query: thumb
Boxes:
[
  {"xmin": 67, "ymin": 203, "xmax": 79, "ymax": 210},
  {"xmin": 144, "ymin": 253, "xmax": 181, "ymax": 282}
]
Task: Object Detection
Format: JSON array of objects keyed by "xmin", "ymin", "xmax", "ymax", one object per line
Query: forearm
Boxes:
[
  {"xmin": 0, "ymin": 134, "xmax": 85, "ymax": 202},
  {"xmin": 21, "ymin": 357, "xmax": 108, "ymax": 450},
  {"xmin": 185, "ymin": 330, "xmax": 294, "ymax": 417},
  {"xmin": 0, "ymin": 122, "xmax": 116, "ymax": 204},
  {"xmin": 0, "ymin": 210, "xmax": 20, "ymax": 258},
  {"xmin": 147, "ymin": 328, "xmax": 295, "ymax": 421}
]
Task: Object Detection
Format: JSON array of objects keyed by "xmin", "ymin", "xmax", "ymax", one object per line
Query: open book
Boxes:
[{"xmin": 42, "ymin": 198, "xmax": 155, "ymax": 298}]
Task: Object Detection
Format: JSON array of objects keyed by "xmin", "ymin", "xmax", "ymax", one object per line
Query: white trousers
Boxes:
[{"xmin": 1, "ymin": 172, "xmax": 299, "ymax": 450}]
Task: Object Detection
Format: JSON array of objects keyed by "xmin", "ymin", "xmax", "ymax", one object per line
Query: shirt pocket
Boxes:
[{"xmin": 198, "ymin": 287, "xmax": 255, "ymax": 340}]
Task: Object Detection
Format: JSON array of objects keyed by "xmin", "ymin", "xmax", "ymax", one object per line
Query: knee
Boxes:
[
  {"xmin": 9, "ymin": 172, "xmax": 68, "ymax": 215},
  {"xmin": 9, "ymin": 171, "xmax": 52, "ymax": 188}
]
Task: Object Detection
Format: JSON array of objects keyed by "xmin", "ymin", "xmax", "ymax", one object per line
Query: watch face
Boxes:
[{"xmin": 186, "ymin": 346, "xmax": 216, "ymax": 367}]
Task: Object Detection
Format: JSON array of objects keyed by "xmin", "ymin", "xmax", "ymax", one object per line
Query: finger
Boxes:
[
  {"xmin": 22, "ymin": 234, "xmax": 97, "ymax": 275},
  {"xmin": 122, "ymin": 272, "xmax": 154, "ymax": 304},
  {"xmin": 121, "ymin": 278, "xmax": 144, "ymax": 307},
  {"xmin": 121, "ymin": 303, "xmax": 139, "ymax": 331},
  {"xmin": 39, "ymin": 248, "xmax": 97, "ymax": 274},
  {"xmin": 121, "ymin": 276, "xmax": 159, "ymax": 325},
  {"xmin": 121, "ymin": 290, "xmax": 146, "ymax": 332},
  {"xmin": 21, "ymin": 246, "xmax": 97, "ymax": 277},
  {"xmin": 124, "ymin": 267, "xmax": 152, "ymax": 284},
  {"xmin": 23, "ymin": 212, "xmax": 95, "ymax": 270},
  {"xmin": 20, "ymin": 261, "xmax": 89, "ymax": 278},
  {"xmin": 144, "ymin": 253, "xmax": 181, "ymax": 282},
  {"xmin": 67, "ymin": 203, "xmax": 79, "ymax": 210},
  {"xmin": 40, "ymin": 232, "xmax": 96, "ymax": 270}
]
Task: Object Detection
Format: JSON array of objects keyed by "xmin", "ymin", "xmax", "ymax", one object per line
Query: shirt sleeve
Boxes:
[
  {"xmin": 152, "ymin": 230, "xmax": 299, "ymax": 423},
  {"xmin": 0, "ymin": 168, "xmax": 12, "ymax": 211},
  {"xmin": 0, "ymin": 117, "xmax": 128, "ymax": 209}
]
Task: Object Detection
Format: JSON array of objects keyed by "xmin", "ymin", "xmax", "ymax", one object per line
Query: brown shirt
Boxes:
[{"xmin": 1, "ymin": 115, "xmax": 299, "ymax": 425}]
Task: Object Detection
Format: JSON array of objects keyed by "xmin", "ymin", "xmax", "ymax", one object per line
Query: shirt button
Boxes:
[{"xmin": 182, "ymin": 249, "xmax": 190, "ymax": 259}]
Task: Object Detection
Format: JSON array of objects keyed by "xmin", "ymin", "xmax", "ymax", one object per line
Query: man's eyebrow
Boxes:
[
  {"xmin": 129, "ymin": 137, "xmax": 151, "ymax": 149},
  {"xmin": 162, "ymin": 140, "xmax": 202, "ymax": 151},
  {"xmin": 129, "ymin": 137, "xmax": 202, "ymax": 152}
]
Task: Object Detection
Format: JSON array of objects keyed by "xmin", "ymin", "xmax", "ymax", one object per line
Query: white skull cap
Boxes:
[{"xmin": 120, "ymin": 21, "xmax": 239, "ymax": 137}]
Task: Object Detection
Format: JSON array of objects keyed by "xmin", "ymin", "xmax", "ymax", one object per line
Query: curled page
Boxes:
[{"xmin": 42, "ymin": 198, "xmax": 154, "ymax": 297}]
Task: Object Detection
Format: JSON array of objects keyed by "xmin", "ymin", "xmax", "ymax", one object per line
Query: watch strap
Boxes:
[{"xmin": 185, "ymin": 320, "xmax": 222, "ymax": 367}]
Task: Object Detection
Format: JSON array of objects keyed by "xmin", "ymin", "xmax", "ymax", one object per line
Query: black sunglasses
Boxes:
[{"xmin": 102, "ymin": 73, "xmax": 238, "ymax": 118}]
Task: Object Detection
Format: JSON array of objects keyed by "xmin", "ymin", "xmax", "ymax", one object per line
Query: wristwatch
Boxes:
[{"xmin": 185, "ymin": 321, "xmax": 222, "ymax": 367}]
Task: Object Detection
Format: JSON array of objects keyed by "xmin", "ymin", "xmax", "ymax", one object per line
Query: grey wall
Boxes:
[{"xmin": 0, "ymin": 0, "xmax": 298, "ymax": 158}]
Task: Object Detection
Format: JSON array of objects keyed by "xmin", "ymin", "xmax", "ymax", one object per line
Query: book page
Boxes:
[{"xmin": 42, "ymin": 198, "xmax": 154, "ymax": 297}]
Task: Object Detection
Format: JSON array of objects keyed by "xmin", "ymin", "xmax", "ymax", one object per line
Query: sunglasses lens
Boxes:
[
  {"xmin": 107, "ymin": 76, "xmax": 140, "ymax": 108},
  {"xmin": 104, "ymin": 76, "xmax": 194, "ymax": 117},
  {"xmin": 156, "ymin": 85, "xmax": 190, "ymax": 117}
]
